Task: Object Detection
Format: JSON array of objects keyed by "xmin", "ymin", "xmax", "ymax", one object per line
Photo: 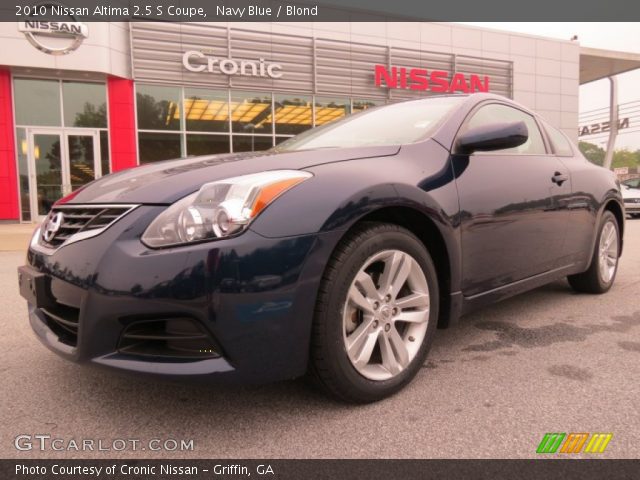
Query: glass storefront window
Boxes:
[
  {"xmin": 230, "ymin": 91, "xmax": 273, "ymax": 135},
  {"xmin": 352, "ymin": 99, "xmax": 380, "ymax": 113},
  {"xmin": 184, "ymin": 88, "xmax": 229, "ymax": 133},
  {"xmin": 16, "ymin": 128, "xmax": 31, "ymax": 222},
  {"xmin": 14, "ymin": 79, "xmax": 61, "ymax": 127},
  {"xmin": 314, "ymin": 97, "xmax": 349, "ymax": 126},
  {"xmin": 130, "ymin": 88, "xmax": 389, "ymax": 164},
  {"xmin": 186, "ymin": 134, "xmax": 230, "ymax": 156},
  {"xmin": 138, "ymin": 132, "xmax": 182, "ymax": 164},
  {"xmin": 273, "ymin": 94, "xmax": 312, "ymax": 135},
  {"xmin": 232, "ymin": 135, "xmax": 273, "ymax": 153},
  {"xmin": 136, "ymin": 84, "xmax": 181, "ymax": 130},
  {"xmin": 13, "ymin": 79, "xmax": 110, "ymax": 220},
  {"xmin": 62, "ymin": 82, "xmax": 107, "ymax": 128}
]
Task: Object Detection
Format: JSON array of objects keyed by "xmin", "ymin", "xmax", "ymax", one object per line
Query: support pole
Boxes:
[{"xmin": 603, "ymin": 76, "xmax": 618, "ymax": 170}]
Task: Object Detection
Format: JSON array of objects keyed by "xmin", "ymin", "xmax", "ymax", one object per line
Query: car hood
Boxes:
[
  {"xmin": 622, "ymin": 186, "xmax": 640, "ymax": 200},
  {"xmin": 63, "ymin": 145, "xmax": 400, "ymax": 205}
]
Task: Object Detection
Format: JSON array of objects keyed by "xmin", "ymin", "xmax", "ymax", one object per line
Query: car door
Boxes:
[
  {"xmin": 451, "ymin": 102, "xmax": 572, "ymax": 296},
  {"xmin": 540, "ymin": 120, "xmax": 595, "ymax": 266}
]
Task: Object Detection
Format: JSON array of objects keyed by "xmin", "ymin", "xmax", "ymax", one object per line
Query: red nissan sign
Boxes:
[{"xmin": 374, "ymin": 65, "xmax": 490, "ymax": 93}]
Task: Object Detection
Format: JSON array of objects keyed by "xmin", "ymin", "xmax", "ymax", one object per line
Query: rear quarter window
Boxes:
[{"xmin": 543, "ymin": 121, "xmax": 574, "ymax": 157}]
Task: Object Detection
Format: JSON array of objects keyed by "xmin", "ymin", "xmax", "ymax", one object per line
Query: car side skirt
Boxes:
[{"xmin": 458, "ymin": 263, "xmax": 580, "ymax": 317}]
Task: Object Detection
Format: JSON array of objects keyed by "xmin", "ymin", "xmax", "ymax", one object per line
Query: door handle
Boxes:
[{"xmin": 551, "ymin": 172, "xmax": 569, "ymax": 186}]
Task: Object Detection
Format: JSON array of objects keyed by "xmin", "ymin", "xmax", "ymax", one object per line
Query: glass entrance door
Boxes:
[{"xmin": 27, "ymin": 129, "xmax": 102, "ymax": 218}]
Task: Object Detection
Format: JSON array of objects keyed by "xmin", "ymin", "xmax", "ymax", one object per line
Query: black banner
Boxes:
[
  {"xmin": 6, "ymin": 0, "xmax": 640, "ymax": 22},
  {"xmin": 2, "ymin": 459, "xmax": 640, "ymax": 480}
]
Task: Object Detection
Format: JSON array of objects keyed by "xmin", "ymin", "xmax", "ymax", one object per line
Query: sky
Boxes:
[{"xmin": 459, "ymin": 23, "xmax": 640, "ymax": 151}]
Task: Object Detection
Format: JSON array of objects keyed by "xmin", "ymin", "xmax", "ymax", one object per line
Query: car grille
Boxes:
[
  {"xmin": 625, "ymin": 198, "xmax": 640, "ymax": 204},
  {"xmin": 40, "ymin": 205, "xmax": 136, "ymax": 249}
]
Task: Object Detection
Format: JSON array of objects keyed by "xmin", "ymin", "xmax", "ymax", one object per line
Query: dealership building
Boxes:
[{"xmin": 1, "ymin": 21, "xmax": 639, "ymax": 222}]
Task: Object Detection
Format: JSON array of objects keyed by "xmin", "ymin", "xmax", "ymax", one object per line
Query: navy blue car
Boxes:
[{"xmin": 19, "ymin": 93, "xmax": 624, "ymax": 402}]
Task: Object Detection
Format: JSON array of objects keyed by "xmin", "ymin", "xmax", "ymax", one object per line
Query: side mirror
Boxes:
[{"xmin": 457, "ymin": 120, "xmax": 528, "ymax": 154}]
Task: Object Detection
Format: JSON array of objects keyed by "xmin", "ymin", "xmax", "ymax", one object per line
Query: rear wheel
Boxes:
[
  {"xmin": 568, "ymin": 210, "xmax": 620, "ymax": 294},
  {"xmin": 310, "ymin": 223, "xmax": 439, "ymax": 403}
]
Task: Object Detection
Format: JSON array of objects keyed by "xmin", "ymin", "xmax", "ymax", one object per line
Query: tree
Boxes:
[
  {"xmin": 612, "ymin": 149, "xmax": 640, "ymax": 169},
  {"xmin": 579, "ymin": 141, "xmax": 640, "ymax": 169},
  {"xmin": 579, "ymin": 141, "xmax": 605, "ymax": 166}
]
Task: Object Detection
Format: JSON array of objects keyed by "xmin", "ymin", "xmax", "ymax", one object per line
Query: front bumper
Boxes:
[
  {"xmin": 624, "ymin": 202, "xmax": 640, "ymax": 214},
  {"xmin": 22, "ymin": 205, "xmax": 343, "ymax": 384}
]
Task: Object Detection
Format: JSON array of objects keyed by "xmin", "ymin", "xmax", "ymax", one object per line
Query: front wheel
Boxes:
[
  {"xmin": 310, "ymin": 223, "xmax": 439, "ymax": 403},
  {"xmin": 568, "ymin": 210, "xmax": 620, "ymax": 294}
]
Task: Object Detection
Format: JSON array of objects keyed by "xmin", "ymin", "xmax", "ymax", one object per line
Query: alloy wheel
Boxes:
[
  {"xmin": 598, "ymin": 220, "xmax": 618, "ymax": 283},
  {"xmin": 342, "ymin": 249, "xmax": 430, "ymax": 381}
]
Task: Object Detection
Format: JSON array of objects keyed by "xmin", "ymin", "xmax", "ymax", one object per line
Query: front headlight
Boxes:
[{"xmin": 142, "ymin": 170, "xmax": 312, "ymax": 248}]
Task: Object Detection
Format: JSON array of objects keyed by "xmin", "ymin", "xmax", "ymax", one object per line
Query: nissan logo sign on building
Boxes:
[
  {"xmin": 18, "ymin": 21, "xmax": 88, "ymax": 55},
  {"xmin": 374, "ymin": 64, "xmax": 490, "ymax": 93},
  {"xmin": 579, "ymin": 118, "xmax": 630, "ymax": 137}
]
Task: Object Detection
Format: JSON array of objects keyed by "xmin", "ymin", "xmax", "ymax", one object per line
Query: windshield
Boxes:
[{"xmin": 274, "ymin": 96, "xmax": 465, "ymax": 151}]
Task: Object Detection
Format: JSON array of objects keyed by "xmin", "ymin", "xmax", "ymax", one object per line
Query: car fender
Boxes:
[
  {"xmin": 249, "ymin": 168, "xmax": 399, "ymax": 238},
  {"xmin": 250, "ymin": 147, "xmax": 462, "ymax": 296}
]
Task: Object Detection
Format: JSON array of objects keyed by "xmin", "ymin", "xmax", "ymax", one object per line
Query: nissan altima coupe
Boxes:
[{"xmin": 19, "ymin": 93, "xmax": 624, "ymax": 402}]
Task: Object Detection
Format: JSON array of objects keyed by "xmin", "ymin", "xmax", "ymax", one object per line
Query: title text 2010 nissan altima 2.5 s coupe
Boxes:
[{"xmin": 19, "ymin": 93, "xmax": 624, "ymax": 402}]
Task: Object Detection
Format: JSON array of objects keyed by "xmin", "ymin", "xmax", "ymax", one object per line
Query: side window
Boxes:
[
  {"xmin": 543, "ymin": 121, "xmax": 574, "ymax": 156},
  {"xmin": 462, "ymin": 103, "xmax": 546, "ymax": 155}
]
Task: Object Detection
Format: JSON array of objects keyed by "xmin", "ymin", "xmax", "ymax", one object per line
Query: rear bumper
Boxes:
[{"xmin": 23, "ymin": 205, "xmax": 343, "ymax": 384}]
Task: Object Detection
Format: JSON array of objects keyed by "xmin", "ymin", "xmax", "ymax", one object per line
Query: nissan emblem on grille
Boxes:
[
  {"xmin": 36, "ymin": 205, "xmax": 137, "ymax": 249},
  {"xmin": 43, "ymin": 212, "xmax": 64, "ymax": 242}
]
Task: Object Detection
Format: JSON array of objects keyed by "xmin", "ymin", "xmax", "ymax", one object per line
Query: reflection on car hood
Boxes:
[{"xmin": 64, "ymin": 145, "xmax": 400, "ymax": 204}]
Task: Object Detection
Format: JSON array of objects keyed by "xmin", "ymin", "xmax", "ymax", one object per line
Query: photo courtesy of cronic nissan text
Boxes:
[{"xmin": 0, "ymin": 1, "xmax": 639, "ymax": 479}]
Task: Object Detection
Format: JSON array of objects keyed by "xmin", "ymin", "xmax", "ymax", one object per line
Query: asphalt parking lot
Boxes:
[{"xmin": 1, "ymin": 220, "xmax": 639, "ymax": 459}]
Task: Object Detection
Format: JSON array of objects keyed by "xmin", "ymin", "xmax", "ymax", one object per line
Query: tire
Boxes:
[
  {"xmin": 310, "ymin": 222, "xmax": 439, "ymax": 403},
  {"xmin": 568, "ymin": 210, "xmax": 620, "ymax": 294}
]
